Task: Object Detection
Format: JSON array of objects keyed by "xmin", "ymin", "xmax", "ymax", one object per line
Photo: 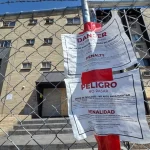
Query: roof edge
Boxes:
[{"xmin": 0, "ymin": 6, "xmax": 81, "ymax": 19}]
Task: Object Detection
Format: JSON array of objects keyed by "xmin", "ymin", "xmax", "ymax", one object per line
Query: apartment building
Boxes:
[
  {"xmin": 0, "ymin": 7, "xmax": 82, "ymax": 118},
  {"xmin": 0, "ymin": 7, "xmax": 150, "ymax": 118}
]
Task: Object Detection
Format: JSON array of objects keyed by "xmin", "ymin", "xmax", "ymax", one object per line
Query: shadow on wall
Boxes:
[
  {"xmin": 19, "ymin": 71, "xmax": 66, "ymax": 118},
  {"xmin": 19, "ymin": 89, "xmax": 39, "ymax": 118},
  {"xmin": 0, "ymin": 48, "xmax": 11, "ymax": 94}
]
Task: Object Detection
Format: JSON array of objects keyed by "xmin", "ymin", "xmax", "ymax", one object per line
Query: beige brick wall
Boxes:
[
  {"xmin": 0, "ymin": 12, "xmax": 83, "ymax": 115},
  {"xmin": 142, "ymin": 8, "xmax": 150, "ymax": 39},
  {"xmin": 145, "ymin": 87, "xmax": 150, "ymax": 100}
]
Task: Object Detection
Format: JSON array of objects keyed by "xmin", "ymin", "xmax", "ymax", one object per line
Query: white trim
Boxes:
[{"xmin": 88, "ymin": 0, "xmax": 150, "ymax": 8}]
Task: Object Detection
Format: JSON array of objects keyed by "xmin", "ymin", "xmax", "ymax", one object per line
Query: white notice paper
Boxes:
[
  {"xmin": 62, "ymin": 11, "xmax": 137, "ymax": 78},
  {"xmin": 65, "ymin": 69, "xmax": 150, "ymax": 143},
  {"xmin": 6, "ymin": 94, "xmax": 13, "ymax": 100}
]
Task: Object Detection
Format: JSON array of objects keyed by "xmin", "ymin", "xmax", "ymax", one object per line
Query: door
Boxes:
[
  {"xmin": 60, "ymin": 88, "xmax": 68, "ymax": 116},
  {"xmin": 42, "ymin": 88, "xmax": 61, "ymax": 117}
]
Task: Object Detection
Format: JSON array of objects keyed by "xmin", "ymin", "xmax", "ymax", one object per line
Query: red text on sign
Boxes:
[
  {"xmin": 81, "ymin": 82, "xmax": 117, "ymax": 90},
  {"xmin": 77, "ymin": 32, "xmax": 107, "ymax": 43}
]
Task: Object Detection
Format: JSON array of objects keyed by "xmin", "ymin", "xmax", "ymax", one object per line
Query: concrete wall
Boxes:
[{"xmin": 142, "ymin": 8, "xmax": 150, "ymax": 39}]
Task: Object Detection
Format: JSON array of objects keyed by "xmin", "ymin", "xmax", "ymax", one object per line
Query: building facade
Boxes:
[
  {"xmin": 0, "ymin": 7, "xmax": 150, "ymax": 118},
  {"xmin": 0, "ymin": 7, "xmax": 83, "ymax": 118}
]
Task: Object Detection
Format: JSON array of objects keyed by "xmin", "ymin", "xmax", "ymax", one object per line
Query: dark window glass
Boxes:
[
  {"xmin": 137, "ymin": 58, "xmax": 150, "ymax": 66},
  {"xmin": 45, "ymin": 18, "xmax": 54, "ymax": 24},
  {"xmin": 44, "ymin": 38, "xmax": 53, "ymax": 45},
  {"xmin": 3, "ymin": 21, "xmax": 16, "ymax": 27},
  {"xmin": 0, "ymin": 40, "xmax": 11, "ymax": 48},
  {"xmin": 29, "ymin": 19, "xmax": 37, "ymax": 25},
  {"xmin": 67, "ymin": 18, "xmax": 80, "ymax": 25},
  {"xmin": 26, "ymin": 39, "xmax": 35, "ymax": 45}
]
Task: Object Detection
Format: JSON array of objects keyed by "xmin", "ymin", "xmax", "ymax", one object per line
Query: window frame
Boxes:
[
  {"xmin": 28, "ymin": 19, "xmax": 37, "ymax": 25},
  {"xmin": 44, "ymin": 38, "xmax": 53, "ymax": 45},
  {"xmin": 22, "ymin": 62, "xmax": 32, "ymax": 70},
  {"xmin": 26, "ymin": 39, "xmax": 35, "ymax": 45},
  {"xmin": 0, "ymin": 40, "xmax": 11, "ymax": 48},
  {"xmin": 41, "ymin": 61, "xmax": 51, "ymax": 69},
  {"xmin": 66, "ymin": 17, "xmax": 80, "ymax": 25},
  {"xmin": 3, "ymin": 21, "xmax": 16, "ymax": 27},
  {"xmin": 45, "ymin": 18, "xmax": 54, "ymax": 25}
]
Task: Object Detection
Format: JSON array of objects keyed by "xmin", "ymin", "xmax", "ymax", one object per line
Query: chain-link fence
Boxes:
[{"xmin": 0, "ymin": 1, "xmax": 150, "ymax": 150}]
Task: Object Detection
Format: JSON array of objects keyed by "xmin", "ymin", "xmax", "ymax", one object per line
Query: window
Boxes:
[
  {"xmin": 67, "ymin": 17, "xmax": 80, "ymax": 25},
  {"xmin": 45, "ymin": 18, "xmax": 54, "ymax": 24},
  {"xmin": 44, "ymin": 38, "xmax": 53, "ymax": 45},
  {"xmin": 22, "ymin": 62, "xmax": 32, "ymax": 69},
  {"xmin": 3, "ymin": 21, "xmax": 15, "ymax": 27},
  {"xmin": 128, "ymin": 15, "xmax": 137, "ymax": 22},
  {"xmin": 0, "ymin": 40, "xmax": 11, "ymax": 48},
  {"xmin": 26, "ymin": 39, "xmax": 35, "ymax": 45},
  {"xmin": 29, "ymin": 19, "xmax": 37, "ymax": 25},
  {"xmin": 137, "ymin": 58, "xmax": 150, "ymax": 66},
  {"xmin": 41, "ymin": 62, "xmax": 51, "ymax": 69},
  {"xmin": 143, "ymin": 71, "xmax": 150, "ymax": 76},
  {"xmin": 132, "ymin": 34, "xmax": 143, "ymax": 42}
]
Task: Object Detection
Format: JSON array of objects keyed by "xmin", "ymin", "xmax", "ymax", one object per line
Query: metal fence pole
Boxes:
[
  {"xmin": 80, "ymin": 1, "xmax": 121, "ymax": 149},
  {"xmin": 81, "ymin": 0, "xmax": 90, "ymax": 23}
]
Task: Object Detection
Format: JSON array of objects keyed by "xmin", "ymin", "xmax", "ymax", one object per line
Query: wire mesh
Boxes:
[{"xmin": 0, "ymin": 1, "xmax": 149, "ymax": 150}]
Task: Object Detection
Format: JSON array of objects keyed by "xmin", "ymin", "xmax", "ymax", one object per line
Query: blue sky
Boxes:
[{"xmin": 0, "ymin": 1, "xmax": 81, "ymax": 14}]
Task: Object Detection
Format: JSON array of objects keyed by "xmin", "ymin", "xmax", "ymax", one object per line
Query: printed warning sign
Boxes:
[
  {"xmin": 61, "ymin": 11, "xmax": 137, "ymax": 78},
  {"xmin": 65, "ymin": 69, "xmax": 150, "ymax": 143}
]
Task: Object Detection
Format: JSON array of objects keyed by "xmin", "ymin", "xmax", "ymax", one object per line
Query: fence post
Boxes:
[
  {"xmin": 80, "ymin": 0, "xmax": 121, "ymax": 149},
  {"xmin": 81, "ymin": 0, "xmax": 90, "ymax": 23}
]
